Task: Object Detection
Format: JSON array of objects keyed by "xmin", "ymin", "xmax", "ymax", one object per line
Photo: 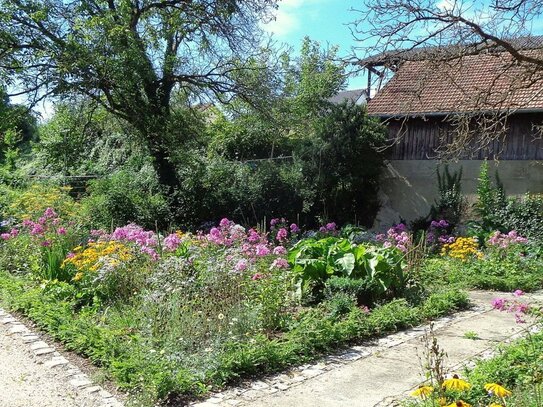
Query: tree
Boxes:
[
  {"xmin": 350, "ymin": 0, "xmax": 543, "ymax": 156},
  {"xmin": 0, "ymin": 0, "xmax": 277, "ymax": 203}
]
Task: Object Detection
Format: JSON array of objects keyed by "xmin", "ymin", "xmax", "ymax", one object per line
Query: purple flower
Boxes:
[
  {"xmin": 0, "ymin": 233, "xmax": 11, "ymax": 240},
  {"xmin": 234, "ymin": 259, "xmax": 248, "ymax": 272},
  {"xmin": 247, "ymin": 229, "xmax": 261, "ymax": 243},
  {"xmin": 513, "ymin": 289, "xmax": 525, "ymax": 297},
  {"xmin": 319, "ymin": 226, "xmax": 327, "ymax": 233},
  {"xmin": 219, "ymin": 218, "xmax": 230, "ymax": 228},
  {"xmin": 326, "ymin": 222, "xmax": 337, "ymax": 231},
  {"xmin": 43, "ymin": 207, "xmax": 58, "ymax": 219},
  {"xmin": 251, "ymin": 273, "xmax": 264, "ymax": 280},
  {"xmin": 276, "ymin": 228, "xmax": 288, "ymax": 242},
  {"xmin": 57, "ymin": 227, "xmax": 67, "ymax": 235},
  {"xmin": 30, "ymin": 224, "xmax": 45, "ymax": 236},
  {"xmin": 140, "ymin": 246, "xmax": 159, "ymax": 261},
  {"xmin": 271, "ymin": 258, "xmax": 289, "ymax": 269},
  {"xmin": 164, "ymin": 233, "xmax": 181, "ymax": 251},
  {"xmin": 492, "ymin": 298, "xmax": 508, "ymax": 311},
  {"xmin": 255, "ymin": 244, "xmax": 270, "ymax": 257},
  {"xmin": 9, "ymin": 228, "xmax": 18, "ymax": 237},
  {"xmin": 273, "ymin": 246, "xmax": 287, "ymax": 255},
  {"xmin": 41, "ymin": 240, "xmax": 51, "ymax": 247},
  {"xmin": 270, "ymin": 218, "xmax": 279, "ymax": 227},
  {"xmin": 66, "ymin": 252, "xmax": 75, "ymax": 259},
  {"xmin": 90, "ymin": 229, "xmax": 105, "ymax": 237},
  {"xmin": 290, "ymin": 223, "xmax": 300, "ymax": 233}
]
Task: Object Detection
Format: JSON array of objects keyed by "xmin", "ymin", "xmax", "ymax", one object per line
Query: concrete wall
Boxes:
[{"xmin": 373, "ymin": 160, "xmax": 543, "ymax": 229}]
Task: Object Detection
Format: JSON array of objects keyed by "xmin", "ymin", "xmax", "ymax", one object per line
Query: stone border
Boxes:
[
  {"xmin": 190, "ymin": 303, "xmax": 489, "ymax": 407},
  {"xmin": 0, "ymin": 308, "xmax": 124, "ymax": 407}
]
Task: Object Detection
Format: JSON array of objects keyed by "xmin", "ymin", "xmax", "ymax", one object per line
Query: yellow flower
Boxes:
[
  {"xmin": 484, "ymin": 383, "xmax": 512, "ymax": 398},
  {"xmin": 488, "ymin": 404, "xmax": 504, "ymax": 407},
  {"xmin": 443, "ymin": 375, "xmax": 471, "ymax": 391},
  {"xmin": 72, "ymin": 272, "xmax": 83, "ymax": 282},
  {"xmin": 411, "ymin": 385, "xmax": 433, "ymax": 398},
  {"xmin": 446, "ymin": 401, "xmax": 471, "ymax": 407}
]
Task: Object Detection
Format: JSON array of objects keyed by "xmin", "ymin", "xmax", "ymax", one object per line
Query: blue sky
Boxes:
[{"xmin": 262, "ymin": 0, "xmax": 366, "ymax": 90}]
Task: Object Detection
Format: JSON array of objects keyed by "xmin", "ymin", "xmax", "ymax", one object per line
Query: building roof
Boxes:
[
  {"xmin": 366, "ymin": 50, "xmax": 543, "ymax": 117},
  {"xmin": 358, "ymin": 35, "xmax": 543, "ymax": 67},
  {"xmin": 328, "ymin": 89, "xmax": 367, "ymax": 105}
]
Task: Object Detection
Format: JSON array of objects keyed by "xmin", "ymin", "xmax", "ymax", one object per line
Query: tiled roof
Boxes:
[{"xmin": 367, "ymin": 51, "xmax": 543, "ymax": 117}]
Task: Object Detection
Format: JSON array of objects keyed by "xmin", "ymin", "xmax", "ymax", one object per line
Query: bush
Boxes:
[{"xmin": 81, "ymin": 168, "xmax": 171, "ymax": 230}]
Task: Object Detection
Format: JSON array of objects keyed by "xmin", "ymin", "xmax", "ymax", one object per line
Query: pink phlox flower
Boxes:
[
  {"xmin": 30, "ymin": 224, "xmax": 45, "ymax": 236},
  {"xmin": 140, "ymin": 246, "xmax": 159, "ymax": 261},
  {"xmin": 513, "ymin": 289, "xmax": 525, "ymax": 297},
  {"xmin": 234, "ymin": 259, "xmax": 248, "ymax": 272},
  {"xmin": 164, "ymin": 233, "xmax": 181, "ymax": 252},
  {"xmin": 90, "ymin": 229, "xmax": 106, "ymax": 237},
  {"xmin": 57, "ymin": 227, "xmax": 67, "ymax": 235},
  {"xmin": 43, "ymin": 207, "xmax": 58, "ymax": 219},
  {"xmin": 41, "ymin": 240, "xmax": 51, "ymax": 247},
  {"xmin": 492, "ymin": 298, "xmax": 508, "ymax": 311},
  {"xmin": 273, "ymin": 246, "xmax": 287, "ymax": 255},
  {"xmin": 22, "ymin": 219, "xmax": 33, "ymax": 227},
  {"xmin": 0, "ymin": 233, "xmax": 11, "ymax": 240},
  {"xmin": 319, "ymin": 226, "xmax": 327, "ymax": 233},
  {"xmin": 255, "ymin": 244, "xmax": 270, "ymax": 257},
  {"xmin": 271, "ymin": 258, "xmax": 289, "ymax": 269},
  {"xmin": 276, "ymin": 228, "xmax": 288, "ymax": 242},
  {"xmin": 66, "ymin": 252, "xmax": 75, "ymax": 259},
  {"xmin": 219, "ymin": 218, "xmax": 231, "ymax": 228},
  {"xmin": 251, "ymin": 273, "xmax": 264, "ymax": 280},
  {"xmin": 247, "ymin": 229, "xmax": 261, "ymax": 243},
  {"xmin": 326, "ymin": 222, "xmax": 337, "ymax": 231},
  {"xmin": 290, "ymin": 223, "xmax": 300, "ymax": 233}
]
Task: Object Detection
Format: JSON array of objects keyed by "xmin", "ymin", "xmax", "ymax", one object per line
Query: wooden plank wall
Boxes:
[{"xmin": 384, "ymin": 113, "xmax": 543, "ymax": 160}]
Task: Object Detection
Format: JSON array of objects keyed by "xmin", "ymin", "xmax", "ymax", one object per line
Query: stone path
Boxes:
[
  {"xmin": 0, "ymin": 308, "xmax": 123, "ymax": 407},
  {"xmin": 192, "ymin": 290, "xmax": 543, "ymax": 407}
]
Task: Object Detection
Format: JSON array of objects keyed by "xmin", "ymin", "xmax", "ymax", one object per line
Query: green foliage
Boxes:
[
  {"xmin": 430, "ymin": 165, "xmax": 466, "ymax": 226},
  {"xmin": 474, "ymin": 160, "xmax": 507, "ymax": 230},
  {"xmin": 492, "ymin": 194, "xmax": 543, "ymax": 241},
  {"xmin": 288, "ymin": 237, "xmax": 408, "ymax": 304},
  {"xmin": 81, "ymin": 169, "xmax": 171, "ymax": 230}
]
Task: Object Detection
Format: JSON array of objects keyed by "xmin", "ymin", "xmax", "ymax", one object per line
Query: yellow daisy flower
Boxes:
[
  {"xmin": 488, "ymin": 403, "xmax": 504, "ymax": 407},
  {"xmin": 443, "ymin": 375, "xmax": 471, "ymax": 391},
  {"xmin": 446, "ymin": 401, "xmax": 472, "ymax": 407},
  {"xmin": 410, "ymin": 385, "xmax": 433, "ymax": 399},
  {"xmin": 484, "ymin": 383, "xmax": 512, "ymax": 398}
]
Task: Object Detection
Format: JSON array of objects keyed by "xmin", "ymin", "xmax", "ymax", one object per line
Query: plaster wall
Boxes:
[{"xmin": 374, "ymin": 160, "xmax": 543, "ymax": 229}]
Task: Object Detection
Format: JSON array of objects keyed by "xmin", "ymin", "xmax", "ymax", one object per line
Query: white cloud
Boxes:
[{"xmin": 261, "ymin": 0, "xmax": 330, "ymax": 38}]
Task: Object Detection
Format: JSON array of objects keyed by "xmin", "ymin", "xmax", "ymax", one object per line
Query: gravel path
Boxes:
[{"xmin": 0, "ymin": 309, "xmax": 123, "ymax": 407}]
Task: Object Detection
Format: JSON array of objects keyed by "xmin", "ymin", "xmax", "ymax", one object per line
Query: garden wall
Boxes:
[{"xmin": 373, "ymin": 159, "xmax": 543, "ymax": 229}]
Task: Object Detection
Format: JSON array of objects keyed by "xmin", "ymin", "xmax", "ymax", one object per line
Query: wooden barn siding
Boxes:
[{"xmin": 385, "ymin": 113, "xmax": 543, "ymax": 160}]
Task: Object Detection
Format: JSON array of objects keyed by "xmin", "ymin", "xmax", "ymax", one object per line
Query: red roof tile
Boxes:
[{"xmin": 367, "ymin": 51, "xmax": 543, "ymax": 116}]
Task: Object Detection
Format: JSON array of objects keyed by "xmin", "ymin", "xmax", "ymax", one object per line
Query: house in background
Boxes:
[
  {"xmin": 360, "ymin": 38, "xmax": 543, "ymax": 227},
  {"xmin": 328, "ymin": 88, "xmax": 367, "ymax": 105}
]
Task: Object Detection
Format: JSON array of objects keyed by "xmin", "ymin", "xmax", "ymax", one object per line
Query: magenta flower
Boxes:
[
  {"xmin": 9, "ymin": 228, "xmax": 19, "ymax": 237},
  {"xmin": 290, "ymin": 223, "xmax": 300, "ymax": 233},
  {"xmin": 255, "ymin": 244, "xmax": 270, "ymax": 257},
  {"xmin": 234, "ymin": 259, "xmax": 248, "ymax": 272},
  {"xmin": 276, "ymin": 228, "xmax": 288, "ymax": 242},
  {"xmin": 66, "ymin": 252, "xmax": 75, "ymax": 259},
  {"xmin": 30, "ymin": 224, "xmax": 45, "ymax": 236},
  {"xmin": 43, "ymin": 207, "xmax": 58, "ymax": 219},
  {"xmin": 251, "ymin": 273, "xmax": 264, "ymax": 280},
  {"xmin": 273, "ymin": 246, "xmax": 287, "ymax": 255},
  {"xmin": 164, "ymin": 233, "xmax": 181, "ymax": 251},
  {"xmin": 247, "ymin": 229, "xmax": 261, "ymax": 243},
  {"xmin": 326, "ymin": 222, "xmax": 337, "ymax": 231},
  {"xmin": 492, "ymin": 298, "xmax": 507, "ymax": 311},
  {"xmin": 271, "ymin": 258, "xmax": 289, "ymax": 269},
  {"xmin": 0, "ymin": 233, "xmax": 11, "ymax": 240},
  {"xmin": 513, "ymin": 289, "xmax": 525, "ymax": 297},
  {"xmin": 41, "ymin": 240, "xmax": 51, "ymax": 247},
  {"xmin": 57, "ymin": 227, "xmax": 67, "ymax": 235},
  {"xmin": 219, "ymin": 218, "xmax": 230, "ymax": 228}
]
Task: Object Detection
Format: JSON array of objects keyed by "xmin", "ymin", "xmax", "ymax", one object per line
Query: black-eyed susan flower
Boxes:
[
  {"xmin": 488, "ymin": 403, "xmax": 504, "ymax": 407},
  {"xmin": 484, "ymin": 383, "xmax": 512, "ymax": 398},
  {"xmin": 446, "ymin": 401, "xmax": 472, "ymax": 407},
  {"xmin": 442, "ymin": 375, "xmax": 471, "ymax": 391},
  {"xmin": 410, "ymin": 385, "xmax": 433, "ymax": 398}
]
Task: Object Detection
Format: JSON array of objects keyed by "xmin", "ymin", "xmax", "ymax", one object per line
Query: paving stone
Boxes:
[
  {"xmin": 44, "ymin": 356, "xmax": 70, "ymax": 368},
  {"xmin": 206, "ymin": 397, "xmax": 223, "ymax": 404},
  {"xmin": 99, "ymin": 390, "xmax": 113, "ymax": 399},
  {"xmin": 69, "ymin": 376, "xmax": 92, "ymax": 388},
  {"xmin": 9, "ymin": 324, "xmax": 29, "ymax": 334},
  {"xmin": 30, "ymin": 341, "xmax": 50, "ymax": 351},
  {"xmin": 34, "ymin": 347, "xmax": 55, "ymax": 356},
  {"xmin": 22, "ymin": 335, "xmax": 40, "ymax": 343},
  {"xmin": 274, "ymin": 383, "xmax": 289, "ymax": 391},
  {"xmin": 250, "ymin": 381, "xmax": 269, "ymax": 390},
  {"xmin": 2, "ymin": 316, "xmax": 16, "ymax": 324},
  {"xmin": 85, "ymin": 385, "xmax": 102, "ymax": 394}
]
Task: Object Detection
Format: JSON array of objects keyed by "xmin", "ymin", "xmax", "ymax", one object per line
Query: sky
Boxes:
[{"xmin": 262, "ymin": 0, "xmax": 366, "ymax": 89}]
